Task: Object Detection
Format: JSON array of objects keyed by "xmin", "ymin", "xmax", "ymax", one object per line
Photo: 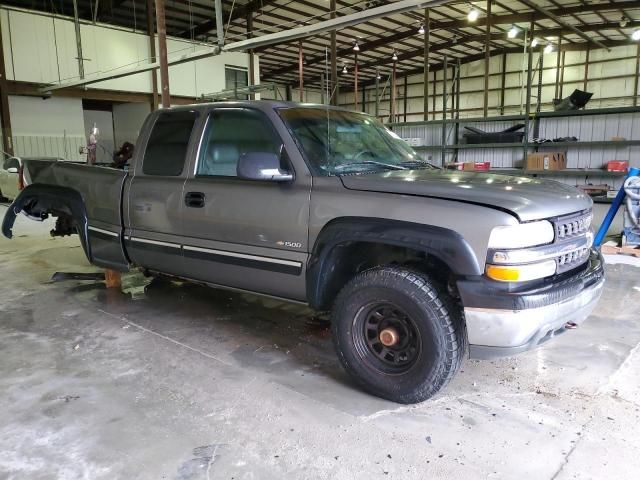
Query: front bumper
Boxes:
[{"xmin": 459, "ymin": 249, "xmax": 605, "ymax": 359}]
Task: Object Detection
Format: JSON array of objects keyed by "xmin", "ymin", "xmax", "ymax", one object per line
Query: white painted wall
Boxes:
[
  {"xmin": 0, "ymin": 6, "xmax": 257, "ymax": 99},
  {"xmin": 8, "ymin": 96, "xmax": 85, "ymax": 160},
  {"xmin": 112, "ymin": 102, "xmax": 151, "ymax": 146}
]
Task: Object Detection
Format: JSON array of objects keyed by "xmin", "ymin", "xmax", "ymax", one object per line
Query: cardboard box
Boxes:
[
  {"xmin": 607, "ymin": 160, "xmax": 629, "ymax": 172},
  {"xmin": 462, "ymin": 162, "xmax": 491, "ymax": 171},
  {"xmin": 526, "ymin": 152, "xmax": 567, "ymax": 171}
]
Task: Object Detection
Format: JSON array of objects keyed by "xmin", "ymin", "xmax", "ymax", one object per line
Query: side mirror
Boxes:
[
  {"xmin": 6, "ymin": 167, "xmax": 18, "ymax": 174},
  {"xmin": 237, "ymin": 152, "xmax": 293, "ymax": 182}
]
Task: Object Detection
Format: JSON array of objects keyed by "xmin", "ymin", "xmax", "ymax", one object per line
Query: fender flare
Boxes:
[
  {"xmin": 2, "ymin": 183, "xmax": 91, "ymax": 259},
  {"xmin": 306, "ymin": 217, "xmax": 482, "ymax": 309}
]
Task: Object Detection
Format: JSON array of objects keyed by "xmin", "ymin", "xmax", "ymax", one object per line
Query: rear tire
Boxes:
[{"xmin": 331, "ymin": 266, "xmax": 466, "ymax": 404}]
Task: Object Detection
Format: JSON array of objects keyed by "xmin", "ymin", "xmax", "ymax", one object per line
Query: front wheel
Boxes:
[{"xmin": 331, "ymin": 266, "xmax": 467, "ymax": 404}]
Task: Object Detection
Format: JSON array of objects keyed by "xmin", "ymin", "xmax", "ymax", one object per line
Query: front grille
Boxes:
[
  {"xmin": 555, "ymin": 210, "xmax": 593, "ymax": 240},
  {"xmin": 556, "ymin": 246, "xmax": 591, "ymax": 273},
  {"xmin": 553, "ymin": 209, "xmax": 593, "ymax": 273}
]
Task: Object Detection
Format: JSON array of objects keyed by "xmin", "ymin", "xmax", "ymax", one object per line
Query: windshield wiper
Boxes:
[
  {"xmin": 398, "ymin": 160, "xmax": 439, "ymax": 169},
  {"xmin": 333, "ymin": 161, "xmax": 406, "ymax": 172}
]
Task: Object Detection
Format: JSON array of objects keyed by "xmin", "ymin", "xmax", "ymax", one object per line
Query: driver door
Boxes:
[{"xmin": 180, "ymin": 107, "xmax": 311, "ymax": 301}]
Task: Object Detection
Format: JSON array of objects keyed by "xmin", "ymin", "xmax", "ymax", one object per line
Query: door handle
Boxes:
[{"xmin": 185, "ymin": 191, "xmax": 205, "ymax": 208}]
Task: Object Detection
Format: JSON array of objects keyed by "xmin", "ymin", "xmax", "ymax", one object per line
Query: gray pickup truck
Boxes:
[{"xmin": 2, "ymin": 101, "xmax": 604, "ymax": 404}]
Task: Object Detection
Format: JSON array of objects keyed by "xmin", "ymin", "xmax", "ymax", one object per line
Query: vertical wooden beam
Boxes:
[
  {"xmin": 431, "ymin": 69, "xmax": 436, "ymax": 120},
  {"xmin": 634, "ymin": 44, "xmax": 640, "ymax": 106},
  {"xmin": 499, "ymin": 51, "xmax": 507, "ymax": 115},
  {"xmin": 330, "ymin": 0, "xmax": 337, "ymax": 106},
  {"xmin": 483, "ymin": 0, "xmax": 492, "ymax": 117},
  {"xmin": 0, "ymin": 17, "xmax": 13, "ymax": 156},
  {"xmin": 354, "ymin": 50, "xmax": 359, "ymax": 110},
  {"xmin": 362, "ymin": 85, "xmax": 365, "ymax": 113},
  {"xmin": 559, "ymin": 50, "xmax": 566, "ymax": 99},
  {"xmin": 423, "ymin": 8, "xmax": 429, "ymax": 121},
  {"xmin": 298, "ymin": 40, "xmax": 304, "ymax": 102},
  {"xmin": 583, "ymin": 45, "xmax": 590, "ymax": 92},
  {"xmin": 374, "ymin": 71, "xmax": 379, "ymax": 117},
  {"xmin": 155, "ymin": 0, "xmax": 170, "ymax": 108},
  {"xmin": 403, "ymin": 75, "xmax": 408, "ymax": 122},
  {"xmin": 72, "ymin": 0, "xmax": 85, "ymax": 79},
  {"xmin": 247, "ymin": 13, "xmax": 255, "ymax": 99},
  {"xmin": 146, "ymin": 0, "xmax": 158, "ymax": 110},
  {"xmin": 391, "ymin": 60, "xmax": 397, "ymax": 121},
  {"xmin": 554, "ymin": 36, "xmax": 562, "ymax": 101}
]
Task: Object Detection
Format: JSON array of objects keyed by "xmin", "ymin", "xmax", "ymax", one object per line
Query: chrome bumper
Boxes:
[{"xmin": 466, "ymin": 268, "xmax": 605, "ymax": 359}]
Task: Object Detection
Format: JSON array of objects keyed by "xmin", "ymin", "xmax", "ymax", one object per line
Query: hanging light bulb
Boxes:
[
  {"xmin": 342, "ymin": 64, "xmax": 348, "ymax": 74},
  {"xmin": 544, "ymin": 43, "xmax": 554, "ymax": 54},
  {"xmin": 508, "ymin": 26, "xmax": 519, "ymax": 39},
  {"xmin": 633, "ymin": 29, "xmax": 640, "ymax": 41},
  {"xmin": 620, "ymin": 16, "xmax": 629, "ymax": 28},
  {"xmin": 392, "ymin": 50, "xmax": 398, "ymax": 61},
  {"xmin": 468, "ymin": 8, "xmax": 479, "ymax": 22},
  {"xmin": 353, "ymin": 40, "xmax": 360, "ymax": 52},
  {"xmin": 418, "ymin": 23, "xmax": 425, "ymax": 35},
  {"xmin": 531, "ymin": 37, "xmax": 538, "ymax": 47},
  {"xmin": 376, "ymin": 70, "xmax": 381, "ymax": 80}
]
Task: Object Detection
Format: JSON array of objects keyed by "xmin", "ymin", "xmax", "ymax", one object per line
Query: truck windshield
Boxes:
[{"xmin": 278, "ymin": 107, "xmax": 434, "ymax": 176}]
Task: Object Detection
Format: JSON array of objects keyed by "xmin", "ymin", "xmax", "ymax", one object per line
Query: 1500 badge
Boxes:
[{"xmin": 276, "ymin": 241, "xmax": 303, "ymax": 248}]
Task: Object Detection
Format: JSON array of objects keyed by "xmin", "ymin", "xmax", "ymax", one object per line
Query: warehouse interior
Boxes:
[{"xmin": 1, "ymin": 1, "xmax": 639, "ymax": 479}]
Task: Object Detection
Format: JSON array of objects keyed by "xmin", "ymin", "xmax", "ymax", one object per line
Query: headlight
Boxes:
[
  {"xmin": 486, "ymin": 260, "xmax": 557, "ymax": 282},
  {"xmin": 488, "ymin": 220, "xmax": 554, "ymax": 249}
]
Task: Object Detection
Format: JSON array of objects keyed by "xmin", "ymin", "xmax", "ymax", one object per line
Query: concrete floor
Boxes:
[{"xmin": 1, "ymin": 204, "xmax": 639, "ymax": 480}]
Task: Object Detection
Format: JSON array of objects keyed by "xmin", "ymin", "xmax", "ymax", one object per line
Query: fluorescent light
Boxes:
[
  {"xmin": 508, "ymin": 26, "xmax": 518, "ymax": 38},
  {"xmin": 633, "ymin": 30, "xmax": 640, "ymax": 41},
  {"xmin": 468, "ymin": 8, "xmax": 479, "ymax": 22}
]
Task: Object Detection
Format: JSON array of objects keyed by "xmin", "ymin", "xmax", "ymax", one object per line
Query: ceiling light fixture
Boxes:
[
  {"xmin": 633, "ymin": 29, "xmax": 640, "ymax": 41},
  {"xmin": 418, "ymin": 23, "xmax": 425, "ymax": 35},
  {"xmin": 342, "ymin": 64, "xmax": 348, "ymax": 74},
  {"xmin": 508, "ymin": 26, "xmax": 519, "ymax": 39},
  {"xmin": 531, "ymin": 37, "xmax": 538, "ymax": 47},
  {"xmin": 468, "ymin": 8, "xmax": 479, "ymax": 22},
  {"xmin": 353, "ymin": 40, "xmax": 360, "ymax": 52},
  {"xmin": 621, "ymin": 16, "xmax": 629, "ymax": 28},
  {"xmin": 392, "ymin": 50, "xmax": 398, "ymax": 61},
  {"xmin": 544, "ymin": 43, "xmax": 554, "ymax": 54},
  {"xmin": 376, "ymin": 68, "xmax": 381, "ymax": 80}
]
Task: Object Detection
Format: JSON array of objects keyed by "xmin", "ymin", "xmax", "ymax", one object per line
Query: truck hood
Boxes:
[{"xmin": 339, "ymin": 169, "xmax": 592, "ymax": 222}]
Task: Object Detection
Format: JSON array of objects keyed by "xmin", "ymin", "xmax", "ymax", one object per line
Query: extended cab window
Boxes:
[
  {"xmin": 197, "ymin": 108, "xmax": 282, "ymax": 177},
  {"xmin": 143, "ymin": 110, "xmax": 197, "ymax": 176}
]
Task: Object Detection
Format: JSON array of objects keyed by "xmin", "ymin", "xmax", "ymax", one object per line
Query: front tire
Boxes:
[{"xmin": 331, "ymin": 266, "xmax": 466, "ymax": 404}]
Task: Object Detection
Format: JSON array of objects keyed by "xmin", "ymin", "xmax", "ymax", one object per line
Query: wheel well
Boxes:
[{"xmin": 310, "ymin": 240, "xmax": 455, "ymax": 310}]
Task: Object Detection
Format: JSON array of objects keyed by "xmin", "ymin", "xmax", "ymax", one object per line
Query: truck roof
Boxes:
[{"xmin": 166, "ymin": 100, "xmax": 357, "ymax": 114}]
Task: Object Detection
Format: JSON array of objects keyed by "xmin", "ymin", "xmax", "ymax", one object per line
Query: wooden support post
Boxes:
[
  {"xmin": 298, "ymin": 40, "xmax": 304, "ymax": 102},
  {"xmin": 391, "ymin": 61, "xmax": 397, "ymax": 122},
  {"xmin": 403, "ymin": 75, "xmax": 408, "ymax": 122},
  {"xmin": 554, "ymin": 36, "xmax": 562, "ymax": 101},
  {"xmin": 432, "ymin": 69, "xmax": 436, "ymax": 120},
  {"xmin": 0, "ymin": 17, "xmax": 13, "ymax": 156},
  {"xmin": 559, "ymin": 50, "xmax": 565, "ymax": 99},
  {"xmin": 146, "ymin": 0, "xmax": 158, "ymax": 110},
  {"xmin": 499, "ymin": 51, "xmax": 507, "ymax": 115},
  {"xmin": 635, "ymin": 44, "xmax": 640, "ymax": 107},
  {"xmin": 583, "ymin": 46, "xmax": 590, "ymax": 92},
  {"xmin": 247, "ymin": 13, "xmax": 255, "ymax": 99},
  {"xmin": 374, "ymin": 72, "xmax": 379, "ymax": 117},
  {"xmin": 155, "ymin": 0, "xmax": 170, "ymax": 108},
  {"xmin": 330, "ymin": 0, "xmax": 337, "ymax": 106},
  {"xmin": 354, "ymin": 50, "xmax": 358, "ymax": 110},
  {"xmin": 105, "ymin": 269, "xmax": 122, "ymax": 289},
  {"xmin": 483, "ymin": 0, "xmax": 492, "ymax": 117},
  {"xmin": 423, "ymin": 8, "xmax": 430, "ymax": 121}
]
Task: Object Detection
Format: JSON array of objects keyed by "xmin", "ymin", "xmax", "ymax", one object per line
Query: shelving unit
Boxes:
[{"xmin": 390, "ymin": 106, "xmax": 640, "ymax": 190}]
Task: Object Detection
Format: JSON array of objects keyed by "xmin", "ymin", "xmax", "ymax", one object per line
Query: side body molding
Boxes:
[{"xmin": 306, "ymin": 217, "xmax": 482, "ymax": 309}]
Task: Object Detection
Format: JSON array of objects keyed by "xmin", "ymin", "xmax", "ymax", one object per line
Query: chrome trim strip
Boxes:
[
  {"xmin": 88, "ymin": 226, "xmax": 119, "ymax": 237},
  {"xmin": 490, "ymin": 232, "xmax": 593, "ymax": 264},
  {"xmin": 129, "ymin": 237, "xmax": 181, "ymax": 249},
  {"xmin": 183, "ymin": 244, "xmax": 302, "ymax": 267}
]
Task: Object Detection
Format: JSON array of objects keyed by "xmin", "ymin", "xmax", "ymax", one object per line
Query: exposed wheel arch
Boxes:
[{"xmin": 306, "ymin": 217, "xmax": 482, "ymax": 310}]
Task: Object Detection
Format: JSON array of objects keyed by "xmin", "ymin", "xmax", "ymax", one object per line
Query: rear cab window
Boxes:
[{"xmin": 142, "ymin": 110, "xmax": 198, "ymax": 176}]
